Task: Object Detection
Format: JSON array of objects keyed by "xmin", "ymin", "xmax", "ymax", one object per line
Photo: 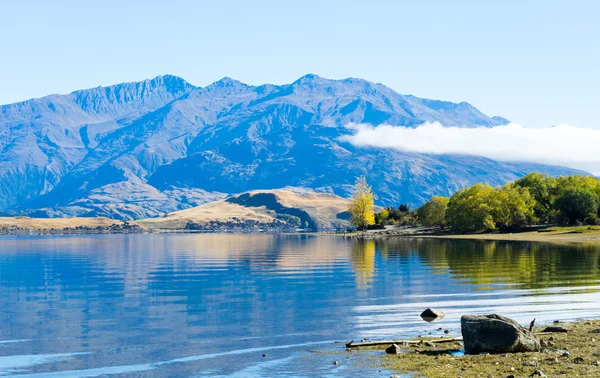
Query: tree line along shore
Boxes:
[
  {"xmin": 2, "ymin": 172, "xmax": 600, "ymax": 238},
  {"xmin": 347, "ymin": 172, "xmax": 600, "ymax": 239}
]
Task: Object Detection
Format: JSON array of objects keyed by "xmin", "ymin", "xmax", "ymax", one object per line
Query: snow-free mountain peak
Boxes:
[
  {"xmin": 209, "ymin": 76, "xmax": 248, "ymax": 88},
  {"xmin": 0, "ymin": 74, "xmax": 582, "ymax": 219}
]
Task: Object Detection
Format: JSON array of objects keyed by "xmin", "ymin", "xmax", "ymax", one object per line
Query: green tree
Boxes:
[
  {"xmin": 348, "ymin": 176, "xmax": 377, "ymax": 230},
  {"xmin": 446, "ymin": 184, "xmax": 498, "ymax": 233},
  {"xmin": 556, "ymin": 175, "xmax": 600, "ymax": 196},
  {"xmin": 277, "ymin": 214, "xmax": 301, "ymax": 227},
  {"xmin": 442, "ymin": 173, "xmax": 600, "ymax": 231},
  {"xmin": 417, "ymin": 196, "xmax": 449, "ymax": 227},
  {"xmin": 553, "ymin": 175, "xmax": 600, "ymax": 224},
  {"xmin": 446, "ymin": 183, "xmax": 536, "ymax": 232},
  {"xmin": 555, "ymin": 188, "xmax": 598, "ymax": 224},
  {"xmin": 514, "ymin": 173, "xmax": 557, "ymax": 222},
  {"xmin": 375, "ymin": 208, "xmax": 389, "ymax": 225},
  {"xmin": 491, "ymin": 184, "xmax": 537, "ymax": 230}
]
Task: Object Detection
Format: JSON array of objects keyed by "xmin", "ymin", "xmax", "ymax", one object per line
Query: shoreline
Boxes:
[
  {"xmin": 2, "ymin": 229, "xmax": 600, "ymax": 245},
  {"xmin": 2, "ymin": 214, "xmax": 600, "ymax": 246},
  {"xmin": 343, "ymin": 318, "xmax": 600, "ymax": 378},
  {"xmin": 333, "ymin": 225, "xmax": 600, "ymax": 245},
  {"xmin": 418, "ymin": 230, "xmax": 600, "ymax": 244}
]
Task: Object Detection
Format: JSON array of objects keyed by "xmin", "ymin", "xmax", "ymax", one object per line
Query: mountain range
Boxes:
[{"xmin": 0, "ymin": 74, "xmax": 583, "ymax": 219}]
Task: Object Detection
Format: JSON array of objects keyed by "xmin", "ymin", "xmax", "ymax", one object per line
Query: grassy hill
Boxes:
[
  {"xmin": 136, "ymin": 189, "xmax": 351, "ymax": 231},
  {"xmin": 0, "ymin": 216, "xmax": 118, "ymax": 230},
  {"xmin": 0, "ymin": 189, "xmax": 352, "ymax": 233},
  {"xmin": 0, "ymin": 216, "xmax": 127, "ymax": 234}
]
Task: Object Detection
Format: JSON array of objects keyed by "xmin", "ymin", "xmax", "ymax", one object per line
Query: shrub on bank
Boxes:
[{"xmin": 415, "ymin": 173, "xmax": 600, "ymax": 233}]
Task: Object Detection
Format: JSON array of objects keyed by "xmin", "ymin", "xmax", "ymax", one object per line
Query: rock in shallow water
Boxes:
[
  {"xmin": 461, "ymin": 314, "xmax": 541, "ymax": 354},
  {"xmin": 420, "ymin": 308, "xmax": 445, "ymax": 321}
]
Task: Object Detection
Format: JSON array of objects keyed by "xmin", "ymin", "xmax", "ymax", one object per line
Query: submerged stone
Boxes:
[{"xmin": 420, "ymin": 308, "xmax": 445, "ymax": 322}]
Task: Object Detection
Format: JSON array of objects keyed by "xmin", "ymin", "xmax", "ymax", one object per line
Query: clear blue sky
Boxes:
[{"xmin": 1, "ymin": 0, "xmax": 598, "ymax": 129}]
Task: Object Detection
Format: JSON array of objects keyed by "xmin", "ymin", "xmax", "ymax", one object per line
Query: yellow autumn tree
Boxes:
[{"xmin": 349, "ymin": 176, "xmax": 376, "ymax": 230}]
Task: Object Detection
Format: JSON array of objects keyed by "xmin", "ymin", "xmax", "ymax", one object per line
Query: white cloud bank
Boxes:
[{"xmin": 342, "ymin": 122, "xmax": 600, "ymax": 175}]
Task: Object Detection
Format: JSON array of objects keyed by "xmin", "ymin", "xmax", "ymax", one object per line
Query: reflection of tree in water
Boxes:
[
  {"xmin": 373, "ymin": 238, "xmax": 600, "ymax": 290},
  {"xmin": 351, "ymin": 240, "xmax": 376, "ymax": 292}
]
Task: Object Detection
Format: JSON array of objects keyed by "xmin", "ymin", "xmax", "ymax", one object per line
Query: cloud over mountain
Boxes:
[{"xmin": 343, "ymin": 122, "xmax": 600, "ymax": 175}]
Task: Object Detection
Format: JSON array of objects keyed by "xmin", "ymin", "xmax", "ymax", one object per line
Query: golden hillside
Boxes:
[
  {"xmin": 0, "ymin": 216, "xmax": 118, "ymax": 230},
  {"xmin": 136, "ymin": 189, "xmax": 351, "ymax": 231}
]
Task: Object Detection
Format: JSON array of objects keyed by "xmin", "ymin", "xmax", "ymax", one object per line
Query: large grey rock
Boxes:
[{"xmin": 461, "ymin": 314, "xmax": 541, "ymax": 354}]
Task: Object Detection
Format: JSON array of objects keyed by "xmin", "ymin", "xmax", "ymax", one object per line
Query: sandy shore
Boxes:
[
  {"xmin": 420, "ymin": 228, "xmax": 600, "ymax": 244},
  {"xmin": 338, "ymin": 225, "xmax": 600, "ymax": 245}
]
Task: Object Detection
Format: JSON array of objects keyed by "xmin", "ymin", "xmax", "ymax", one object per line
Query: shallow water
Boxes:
[{"xmin": 0, "ymin": 234, "xmax": 599, "ymax": 377}]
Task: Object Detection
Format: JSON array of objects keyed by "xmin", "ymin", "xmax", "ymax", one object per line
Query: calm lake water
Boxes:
[{"xmin": 1, "ymin": 234, "xmax": 600, "ymax": 377}]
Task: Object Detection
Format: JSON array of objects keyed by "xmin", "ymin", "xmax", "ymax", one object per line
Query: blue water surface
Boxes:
[{"xmin": 1, "ymin": 234, "xmax": 599, "ymax": 377}]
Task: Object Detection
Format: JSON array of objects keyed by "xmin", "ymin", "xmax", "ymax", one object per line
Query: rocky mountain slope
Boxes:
[{"xmin": 0, "ymin": 74, "xmax": 582, "ymax": 219}]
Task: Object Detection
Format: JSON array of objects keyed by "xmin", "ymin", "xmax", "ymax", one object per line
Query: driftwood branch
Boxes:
[
  {"xmin": 529, "ymin": 318, "xmax": 536, "ymax": 332},
  {"xmin": 345, "ymin": 337, "xmax": 463, "ymax": 348}
]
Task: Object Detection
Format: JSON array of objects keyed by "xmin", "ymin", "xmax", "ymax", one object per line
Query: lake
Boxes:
[{"xmin": 1, "ymin": 234, "xmax": 599, "ymax": 377}]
